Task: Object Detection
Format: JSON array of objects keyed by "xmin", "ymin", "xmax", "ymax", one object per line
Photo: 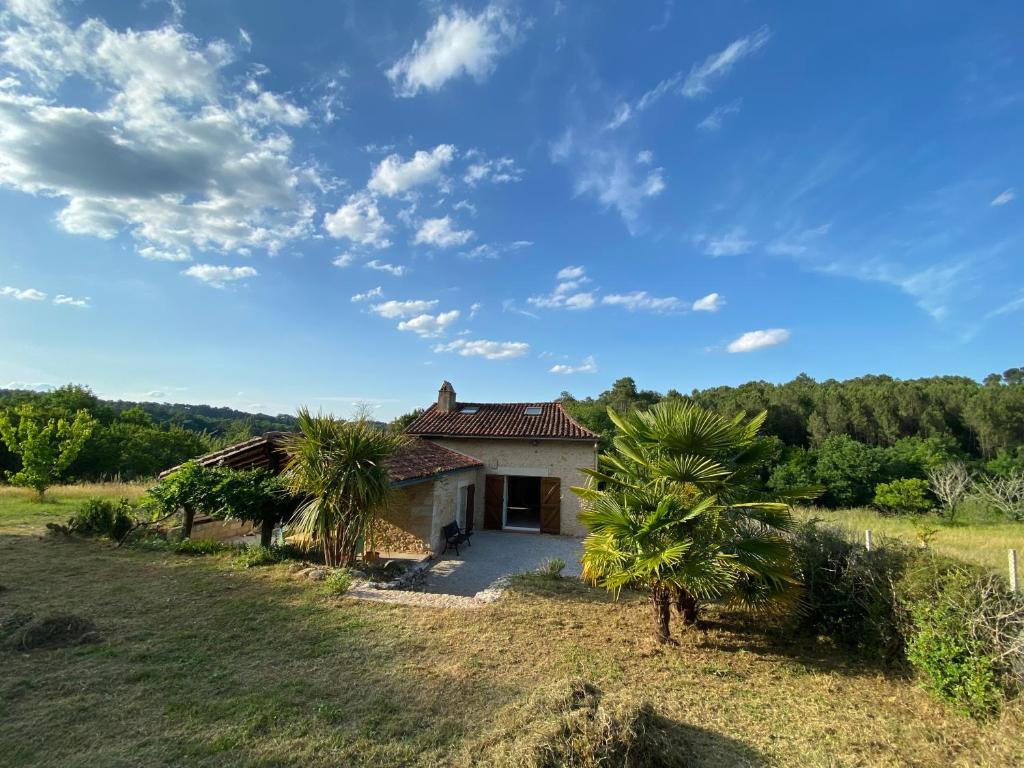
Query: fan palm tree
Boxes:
[
  {"xmin": 573, "ymin": 400, "xmax": 818, "ymax": 642},
  {"xmin": 280, "ymin": 408, "xmax": 406, "ymax": 566}
]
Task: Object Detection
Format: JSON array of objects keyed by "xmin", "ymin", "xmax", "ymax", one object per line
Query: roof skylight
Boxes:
[
  {"xmin": 524, "ymin": 406, "xmax": 543, "ymax": 415},
  {"xmin": 460, "ymin": 406, "xmax": 479, "ymax": 414}
]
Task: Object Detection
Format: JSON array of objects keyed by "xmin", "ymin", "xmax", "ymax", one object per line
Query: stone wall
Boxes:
[
  {"xmin": 429, "ymin": 438, "xmax": 598, "ymax": 537},
  {"xmin": 373, "ymin": 467, "xmax": 480, "ymax": 554}
]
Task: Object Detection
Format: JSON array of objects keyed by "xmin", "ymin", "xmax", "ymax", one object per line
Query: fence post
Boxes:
[
  {"xmin": 865, "ymin": 530, "xmax": 873, "ymax": 552},
  {"xmin": 1010, "ymin": 549, "xmax": 1019, "ymax": 593}
]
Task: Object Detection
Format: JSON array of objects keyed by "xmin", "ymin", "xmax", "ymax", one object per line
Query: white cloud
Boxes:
[
  {"xmin": 703, "ymin": 228, "xmax": 755, "ymax": 257},
  {"xmin": 387, "ymin": 4, "xmax": 523, "ymax": 97},
  {"xmin": 469, "ymin": 301, "xmax": 482, "ymax": 318},
  {"xmin": 365, "ymin": 259, "xmax": 407, "ymax": 277},
  {"xmin": 462, "ymin": 152, "xmax": 523, "ymax": 185},
  {"xmin": 552, "ymin": 132, "xmax": 665, "ymax": 234},
  {"xmin": 323, "ymin": 193, "xmax": 391, "ymax": 248},
  {"xmin": 461, "ymin": 240, "xmax": 532, "ymax": 259},
  {"xmin": 414, "ymin": 216, "xmax": 474, "ymax": 248},
  {"xmin": 350, "ymin": 286, "xmax": 383, "ymax": 302},
  {"xmin": 433, "ymin": 338, "xmax": 530, "ymax": 360},
  {"xmin": 332, "ymin": 252, "xmax": 355, "ymax": 268},
  {"xmin": 727, "ymin": 328, "xmax": 790, "ymax": 353},
  {"xmin": 182, "ymin": 264, "xmax": 258, "ymax": 288},
  {"xmin": 766, "ymin": 223, "xmax": 830, "ymax": 257},
  {"xmin": 602, "ymin": 291, "xmax": 681, "ymax": 312},
  {"xmin": 563, "ymin": 292, "xmax": 596, "ymax": 310},
  {"xmin": 367, "ymin": 144, "xmax": 456, "ymax": 196},
  {"xmin": 370, "ymin": 299, "xmax": 438, "ymax": 319},
  {"xmin": 549, "ymin": 355, "xmax": 597, "ymax": 375},
  {"xmin": 691, "ymin": 292, "xmax": 724, "ymax": 312},
  {"xmin": 453, "ymin": 199, "xmax": 477, "ymax": 215},
  {"xmin": 556, "ymin": 265, "xmax": 586, "ymax": 281},
  {"xmin": 397, "ymin": 310, "xmax": 460, "ymax": 337},
  {"xmin": 605, "ymin": 103, "xmax": 632, "ymax": 130},
  {"xmin": 697, "ymin": 99, "xmax": 742, "ymax": 131},
  {"xmin": 138, "ymin": 246, "xmax": 190, "ymax": 262},
  {"xmin": 0, "ymin": 4, "xmax": 317, "ymax": 259},
  {"xmin": 1, "ymin": 285, "xmax": 46, "ymax": 300},
  {"xmin": 991, "ymin": 188, "xmax": 1015, "ymax": 206},
  {"xmin": 681, "ymin": 26, "xmax": 770, "ymax": 98},
  {"xmin": 53, "ymin": 294, "xmax": 89, "ymax": 307}
]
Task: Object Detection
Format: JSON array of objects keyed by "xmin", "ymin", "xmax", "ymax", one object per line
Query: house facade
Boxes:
[{"xmin": 176, "ymin": 381, "xmax": 599, "ymax": 556}]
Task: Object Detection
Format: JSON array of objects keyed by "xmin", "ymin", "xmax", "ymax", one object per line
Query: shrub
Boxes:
[
  {"xmin": 538, "ymin": 558, "xmax": 566, "ymax": 578},
  {"xmin": 67, "ymin": 497, "xmax": 136, "ymax": 540},
  {"xmin": 873, "ymin": 478, "xmax": 933, "ymax": 515},
  {"xmin": 235, "ymin": 545, "xmax": 282, "ymax": 568},
  {"xmin": 906, "ymin": 576, "xmax": 1002, "ymax": 718},
  {"xmin": 323, "ymin": 568, "xmax": 353, "ymax": 595},
  {"xmin": 173, "ymin": 538, "xmax": 230, "ymax": 556}
]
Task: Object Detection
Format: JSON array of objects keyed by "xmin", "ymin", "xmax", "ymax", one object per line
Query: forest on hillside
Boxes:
[
  {"xmin": 0, "ymin": 386, "xmax": 296, "ymax": 481},
  {"xmin": 561, "ymin": 369, "xmax": 1024, "ymax": 508}
]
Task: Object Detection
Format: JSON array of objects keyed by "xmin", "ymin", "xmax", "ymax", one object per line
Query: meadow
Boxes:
[{"xmin": 1, "ymin": 485, "xmax": 1022, "ymax": 767}]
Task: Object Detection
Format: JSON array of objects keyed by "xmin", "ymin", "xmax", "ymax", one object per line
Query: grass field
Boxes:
[
  {"xmin": 798, "ymin": 506, "xmax": 1024, "ymax": 575},
  {"xmin": 1, "ymin": 486, "xmax": 1022, "ymax": 767}
]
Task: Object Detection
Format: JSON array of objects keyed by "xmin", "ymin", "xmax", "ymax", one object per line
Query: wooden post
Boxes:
[
  {"xmin": 1010, "ymin": 550, "xmax": 1019, "ymax": 593},
  {"xmin": 865, "ymin": 530, "xmax": 873, "ymax": 552}
]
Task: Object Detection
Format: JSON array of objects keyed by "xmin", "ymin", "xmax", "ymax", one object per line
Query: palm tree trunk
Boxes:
[
  {"xmin": 652, "ymin": 586, "xmax": 672, "ymax": 642},
  {"xmin": 675, "ymin": 589, "xmax": 699, "ymax": 626}
]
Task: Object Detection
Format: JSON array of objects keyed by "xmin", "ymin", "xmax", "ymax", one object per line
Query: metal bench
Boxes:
[{"xmin": 441, "ymin": 521, "xmax": 471, "ymax": 556}]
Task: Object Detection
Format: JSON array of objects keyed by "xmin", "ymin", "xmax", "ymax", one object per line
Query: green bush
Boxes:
[
  {"xmin": 906, "ymin": 574, "xmax": 1002, "ymax": 718},
  {"xmin": 873, "ymin": 478, "xmax": 933, "ymax": 515},
  {"xmin": 235, "ymin": 545, "xmax": 282, "ymax": 568},
  {"xmin": 323, "ymin": 569, "xmax": 353, "ymax": 595},
  {"xmin": 67, "ymin": 497, "xmax": 136, "ymax": 540},
  {"xmin": 173, "ymin": 538, "xmax": 230, "ymax": 556}
]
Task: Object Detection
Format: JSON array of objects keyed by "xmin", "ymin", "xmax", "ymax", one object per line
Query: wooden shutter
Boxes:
[
  {"xmin": 484, "ymin": 475, "xmax": 504, "ymax": 530},
  {"xmin": 539, "ymin": 477, "xmax": 561, "ymax": 535}
]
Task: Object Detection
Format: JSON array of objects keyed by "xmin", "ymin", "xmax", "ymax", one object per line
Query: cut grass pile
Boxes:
[
  {"xmin": 1, "ymin": 486, "xmax": 1022, "ymax": 767},
  {"xmin": 798, "ymin": 506, "xmax": 1024, "ymax": 575}
]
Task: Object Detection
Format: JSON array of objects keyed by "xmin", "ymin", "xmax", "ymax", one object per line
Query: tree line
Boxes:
[
  {"xmin": 0, "ymin": 385, "xmax": 296, "ymax": 483},
  {"xmin": 561, "ymin": 369, "xmax": 1024, "ymax": 508}
]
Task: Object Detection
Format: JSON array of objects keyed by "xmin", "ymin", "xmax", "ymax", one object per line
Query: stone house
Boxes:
[{"xmin": 178, "ymin": 381, "xmax": 599, "ymax": 555}]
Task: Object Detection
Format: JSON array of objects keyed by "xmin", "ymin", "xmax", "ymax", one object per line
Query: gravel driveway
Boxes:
[{"xmin": 422, "ymin": 530, "xmax": 583, "ymax": 597}]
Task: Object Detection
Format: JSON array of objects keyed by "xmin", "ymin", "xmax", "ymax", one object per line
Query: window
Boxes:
[
  {"xmin": 524, "ymin": 406, "xmax": 542, "ymax": 415},
  {"xmin": 460, "ymin": 406, "xmax": 479, "ymax": 414}
]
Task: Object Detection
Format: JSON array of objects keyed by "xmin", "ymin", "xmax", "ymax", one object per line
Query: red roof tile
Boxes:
[
  {"xmin": 164, "ymin": 433, "xmax": 481, "ymax": 485},
  {"xmin": 405, "ymin": 402, "xmax": 598, "ymax": 441}
]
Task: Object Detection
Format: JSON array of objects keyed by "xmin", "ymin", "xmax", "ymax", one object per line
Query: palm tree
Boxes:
[
  {"xmin": 280, "ymin": 408, "xmax": 406, "ymax": 567},
  {"xmin": 572, "ymin": 400, "xmax": 817, "ymax": 642}
]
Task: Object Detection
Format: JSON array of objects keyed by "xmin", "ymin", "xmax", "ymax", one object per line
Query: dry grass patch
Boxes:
[
  {"xmin": 1, "ymin": 492, "xmax": 1023, "ymax": 767},
  {"xmin": 799, "ymin": 506, "xmax": 1024, "ymax": 574}
]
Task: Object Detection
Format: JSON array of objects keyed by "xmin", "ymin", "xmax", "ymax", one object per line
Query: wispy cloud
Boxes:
[
  {"xmin": 549, "ymin": 355, "xmax": 598, "ymax": 374},
  {"xmin": 987, "ymin": 292, "xmax": 1024, "ymax": 318},
  {"xmin": 182, "ymin": 265, "xmax": 258, "ymax": 288},
  {"xmin": 1, "ymin": 285, "xmax": 46, "ymax": 301},
  {"xmin": 602, "ymin": 291, "xmax": 681, "ymax": 312},
  {"xmin": 697, "ymin": 99, "xmax": 742, "ymax": 131},
  {"xmin": 528, "ymin": 266, "xmax": 596, "ymax": 310},
  {"xmin": 350, "ymin": 286, "xmax": 383, "ymax": 302},
  {"xmin": 53, "ymin": 294, "xmax": 90, "ymax": 308},
  {"xmin": 433, "ymin": 338, "xmax": 530, "ymax": 360},
  {"xmin": 332, "ymin": 252, "xmax": 355, "ymax": 268},
  {"xmin": 682, "ymin": 26, "xmax": 771, "ymax": 98},
  {"xmin": 991, "ymin": 188, "xmax": 1015, "ymax": 206},
  {"xmin": 370, "ymin": 299, "xmax": 438, "ymax": 319},
  {"xmin": 727, "ymin": 328, "xmax": 790, "ymax": 353},
  {"xmin": 702, "ymin": 228, "xmax": 755, "ymax": 257},
  {"xmin": 387, "ymin": 4, "xmax": 524, "ymax": 97},
  {"xmin": 365, "ymin": 259, "xmax": 408, "ymax": 277},
  {"xmin": 648, "ymin": 1, "xmax": 674, "ymax": 33}
]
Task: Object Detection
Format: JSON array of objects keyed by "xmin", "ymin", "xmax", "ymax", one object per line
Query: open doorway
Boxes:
[{"xmin": 505, "ymin": 475, "xmax": 541, "ymax": 530}]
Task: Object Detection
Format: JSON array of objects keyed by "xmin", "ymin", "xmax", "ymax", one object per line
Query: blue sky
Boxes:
[{"xmin": 0, "ymin": 0, "xmax": 1021, "ymax": 419}]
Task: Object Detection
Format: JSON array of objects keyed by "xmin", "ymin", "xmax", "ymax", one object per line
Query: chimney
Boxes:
[{"xmin": 437, "ymin": 381, "xmax": 457, "ymax": 412}]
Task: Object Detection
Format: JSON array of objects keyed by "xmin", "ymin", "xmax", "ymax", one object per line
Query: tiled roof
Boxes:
[
  {"xmin": 405, "ymin": 402, "xmax": 599, "ymax": 441},
  {"xmin": 385, "ymin": 438, "xmax": 482, "ymax": 483},
  {"xmin": 162, "ymin": 433, "xmax": 480, "ymax": 485}
]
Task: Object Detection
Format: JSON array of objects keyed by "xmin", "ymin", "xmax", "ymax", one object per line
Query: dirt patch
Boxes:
[
  {"xmin": 3, "ymin": 613, "xmax": 101, "ymax": 651},
  {"xmin": 459, "ymin": 679, "xmax": 696, "ymax": 767}
]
